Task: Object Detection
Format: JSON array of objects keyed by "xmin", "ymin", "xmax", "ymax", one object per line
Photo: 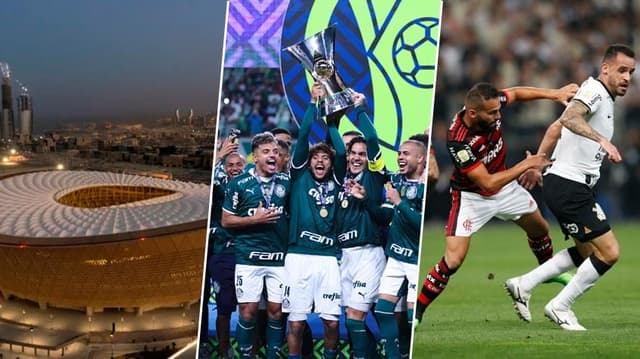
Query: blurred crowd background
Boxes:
[{"xmin": 427, "ymin": 0, "xmax": 640, "ymax": 221}]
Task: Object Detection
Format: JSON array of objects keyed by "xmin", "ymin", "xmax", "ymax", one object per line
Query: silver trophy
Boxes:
[{"xmin": 283, "ymin": 25, "xmax": 355, "ymax": 118}]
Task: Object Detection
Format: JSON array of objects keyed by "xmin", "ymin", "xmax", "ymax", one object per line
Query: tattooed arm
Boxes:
[{"xmin": 558, "ymin": 100, "xmax": 622, "ymax": 163}]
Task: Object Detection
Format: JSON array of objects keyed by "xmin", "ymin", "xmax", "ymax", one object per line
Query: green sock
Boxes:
[
  {"xmin": 236, "ymin": 318, "xmax": 256, "ymax": 358},
  {"xmin": 374, "ymin": 299, "xmax": 400, "ymax": 358},
  {"xmin": 345, "ymin": 318, "xmax": 368, "ymax": 359},
  {"xmin": 266, "ymin": 318, "xmax": 284, "ymax": 359}
]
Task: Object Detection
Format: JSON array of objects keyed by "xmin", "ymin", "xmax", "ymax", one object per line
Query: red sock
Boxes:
[
  {"xmin": 416, "ymin": 257, "xmax": 455, "ymax": 318},
  {"xmin": 528, "ymin": 233, "xmax": 553, "ymax": 264}
]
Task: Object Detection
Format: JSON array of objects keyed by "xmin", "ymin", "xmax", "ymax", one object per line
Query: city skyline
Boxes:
[{"xmin": 0, "ymin": 0, "xmax": 227, "ymax": 132}]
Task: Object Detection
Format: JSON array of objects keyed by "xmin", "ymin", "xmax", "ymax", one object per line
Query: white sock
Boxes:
[
  {"xmin": 552, "ymin": 257, "xmax": 601, "ymax": 310},
  {"xmin": 520, "ymin": 249, "xmax": 575, "ymax": 291}
]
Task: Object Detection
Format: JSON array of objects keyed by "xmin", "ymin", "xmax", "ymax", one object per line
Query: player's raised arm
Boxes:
[
  {"xmin": 291, "ymin": 83, "xmax": 324, "ymax": 171},
  {"xmin": 328, "ymin": 119, "xmax": 346, "ymax": 183},
  {"xmin": 503, "ymin": 83, "xmax": 578, "ymax": 106}
]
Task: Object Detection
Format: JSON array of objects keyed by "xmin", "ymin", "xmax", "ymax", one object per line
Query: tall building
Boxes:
[
  {"xmin": 0, "ymin": 63, "xmax": 15, "ymax": 142},
  {"xmin": 18, "ymin": 91, "xmax": 33, "ymax": 144}
]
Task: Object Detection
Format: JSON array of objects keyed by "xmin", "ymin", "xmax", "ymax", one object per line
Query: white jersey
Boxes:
[{"xmin": 547, "ymin": 77, "xmax": 615, "ymax": 187}]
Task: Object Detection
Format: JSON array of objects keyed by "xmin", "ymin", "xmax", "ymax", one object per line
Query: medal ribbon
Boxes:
[{"xmin": 254, "ymin": 171, "xmax": 276, "ymax": 207}]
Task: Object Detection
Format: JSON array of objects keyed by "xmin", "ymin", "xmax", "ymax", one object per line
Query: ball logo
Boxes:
[{"xmin": 392, "ymin": 17, "xmax": 439, "ymax": 89}]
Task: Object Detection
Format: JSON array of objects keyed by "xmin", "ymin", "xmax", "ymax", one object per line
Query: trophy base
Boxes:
[{"xmin": 319, "ymin": 87, "xmax": 355, "ymax": 119}]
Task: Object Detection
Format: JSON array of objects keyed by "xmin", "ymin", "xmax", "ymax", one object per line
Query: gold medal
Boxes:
[
  {"xmin": 319, "ymin": 207, "xmax": 328, "ymax": 218},
  {"xmin": 341, "ymin": 199, "xmax": 349, "ymax": 208}
]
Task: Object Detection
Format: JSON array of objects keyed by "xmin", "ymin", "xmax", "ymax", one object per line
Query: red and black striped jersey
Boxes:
[{"xmin": 447, "ymin": 91, "xmax": 509, "ymax": 196}]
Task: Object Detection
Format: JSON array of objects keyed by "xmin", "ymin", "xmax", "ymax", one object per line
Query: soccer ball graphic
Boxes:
[{"xmin": 392, "ymin": 17, "xmax": 439, "ymax": 89}]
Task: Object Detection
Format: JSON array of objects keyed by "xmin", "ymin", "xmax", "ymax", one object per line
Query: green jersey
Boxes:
[
  {"xmin": 288, "ymin": 104, "xmax": 346, "ymax": 257},
  {"xmin": 222, "ymin": 168, "xmax": 290, "ymax": 266},
  {"xmin": 336, "ymin": 106, "xmax": 387, "ymax": 248},
  {"xmin": 379, "ymin": 173, "xmax": 425, "ymax": 264},
  {"xmin": 210, "ymin": 162, "xmax": 234, "ymax": 255},
  {"xmin": 336, "ymin": 169, "xmax": 387, "ymax": 248}
]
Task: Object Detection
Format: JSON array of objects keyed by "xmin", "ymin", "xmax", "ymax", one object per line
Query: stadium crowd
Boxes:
[{"xmin": 428, "ymin": 0, "xmax": 640, "ymax": 221}]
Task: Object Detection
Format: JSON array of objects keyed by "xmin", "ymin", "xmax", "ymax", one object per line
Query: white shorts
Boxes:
[
  {"xmin": 340, "ymin": 245, "xmax": 386, "ymax": 312},
  {"xmin": 447, "ymin": 180, "xmax": 537, "ymax": 237},
  {"xmin": 378, "ymin": 257, "xmax": 417, "ymax": 304},
  {"xmin": 282, "ymin": 253, "xmax": 342, "ymax": 317},
  {"xmin": 234, "ymin": 264, "xmax": 285, "ymax": 304}
]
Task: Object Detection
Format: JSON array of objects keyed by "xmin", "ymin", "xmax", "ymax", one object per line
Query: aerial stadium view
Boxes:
[{"xmin": 0, "ymin": 1, "xmax": 227, "ymax": 358}]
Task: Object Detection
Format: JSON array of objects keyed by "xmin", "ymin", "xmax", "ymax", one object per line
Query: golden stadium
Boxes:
[{"xmin": 0, "ymin": 170, "xmax": 210, "ymax": 358}]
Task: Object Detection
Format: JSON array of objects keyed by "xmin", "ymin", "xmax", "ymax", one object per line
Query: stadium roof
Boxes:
[{"xmin": 0, "ymin": 171, "xmax": 210, "ymax": 246}]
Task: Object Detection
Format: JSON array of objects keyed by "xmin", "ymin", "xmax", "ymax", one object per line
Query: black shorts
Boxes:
[
  {"xmin": 209, "ymin": 253, "xmax": 238, "ymax": 315},
  {"xmin": 542, "ymin": 174, "xmax": 610, "ymax": 242}
]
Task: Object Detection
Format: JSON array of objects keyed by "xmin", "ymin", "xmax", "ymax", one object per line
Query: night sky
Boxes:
[{"xmin": 0, "ymin": 0, "xmax": 228, "ymax": 131}]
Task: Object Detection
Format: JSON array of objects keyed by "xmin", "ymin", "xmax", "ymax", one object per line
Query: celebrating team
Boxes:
[{"xmin": 208, "ymin": 82, "xmax": 427, "ymax": 358}]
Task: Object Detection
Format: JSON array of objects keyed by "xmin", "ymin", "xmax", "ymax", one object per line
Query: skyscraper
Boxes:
[
  {"xmin": 18, "ymin": 90, "xmax": 33, "ymax": 144},
  {"xmin": 0, "ymin": 63, "xmax": 15, "ymax": 142}
]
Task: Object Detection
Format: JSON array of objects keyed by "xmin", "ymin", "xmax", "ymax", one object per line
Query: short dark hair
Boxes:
[
  {"xmin": 276, "ymin": 138, "xmax": 290, "ymax": 154},
  {"xmin": 342, "ymin": 130, "xmax": 362, "ymax": 138},
  {"xmin": 603, "ymin": 44, "xmax": 635, "ymax": 63},
  {"xmin": 309, "ymin": 142, "xmax": 336, "ymax": 162},
  {"xmin": 270, "ymin": 127, "xmax": 291, "ymax": 136},
  {"xmin": 346, "ymin": 136, "xmax": 366, "ymax": 153},
  {"xmin": 466, "ymin": 83, "xmax": 500, "ymax": 110},
  {"xmin": 251, "ymin": 132, "xmax": 277, "ymax": 152}
]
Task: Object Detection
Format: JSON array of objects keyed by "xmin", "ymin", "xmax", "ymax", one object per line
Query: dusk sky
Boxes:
[{"xmin": 0, "ymin": 0, "xmax": 227, "ymax": 130}]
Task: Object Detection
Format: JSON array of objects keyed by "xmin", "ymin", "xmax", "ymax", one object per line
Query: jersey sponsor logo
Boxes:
[
  {"xmin": 248, "ymin": 251, "xmax": 285, "ymax": 261},
  {"xmin": 308, "ymin": 188, "xmax": 336, "ymax": 205},
  {"xmin": 482, "ymin": 137, "xmax": 503, "ymax": 164},
  {"xmin": 390, "ymin": 243, "xmax": 413, "ymax": 257},
  {"xmin": 338, "ymin": 230, "xmax": 358, "ymax": 243},
  {"xmin": 322, "ymin": 292, "xmax": 341, "ymax": 301},
  {"xmin": 588, "ymin": 93, "xmax": 602, "ymax": 107},
  {"xmin": 300, "ymin": 230, "xmax": 334, "ymax": 246},
  {"xmin": 247, "ymin": 205, "xmax": 285, "ymax": 216},
  {"xmin": 353, "ymin": 280, "xmax": 367, "ymax": 288}
]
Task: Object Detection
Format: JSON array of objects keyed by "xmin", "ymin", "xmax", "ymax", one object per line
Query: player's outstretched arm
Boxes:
[
  {"xmin": 468, "ymin": 154, "xmax": 552, "ymax": 193},
  {"xmin": 518, "ymin": 120, "xmax": 563, "ymax": 190},
  {"xmin": 558, "ymin": 100, "xmax": 622, "ymax": 163},
  {"xmin": 503, "ymin": 83, "xmax": 578, "ymax": 106}
]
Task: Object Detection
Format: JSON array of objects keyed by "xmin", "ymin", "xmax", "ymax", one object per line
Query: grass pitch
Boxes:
[{"xmin": 413, "ymin": 221, "xmax": 640, "ymax": 359}]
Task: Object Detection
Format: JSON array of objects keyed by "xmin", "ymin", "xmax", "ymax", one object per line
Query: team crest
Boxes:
[
  {"xmin": 236, "ymin": 288, "xmax": 244, "ymax": 298},
  {"xmin": 275, "ymin": 184, "xmax": 286, "ymax": 198},
  {"xmin": 282, "ymin": 298, "xmax": 290, "ymax": 309},
  {"xmin": 406, "ymin": 185, "xmax": 417, "ymax": 199},
  {"xmin": 327, "ymin": 181, "xmax": 335, "ymax": 191}
]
